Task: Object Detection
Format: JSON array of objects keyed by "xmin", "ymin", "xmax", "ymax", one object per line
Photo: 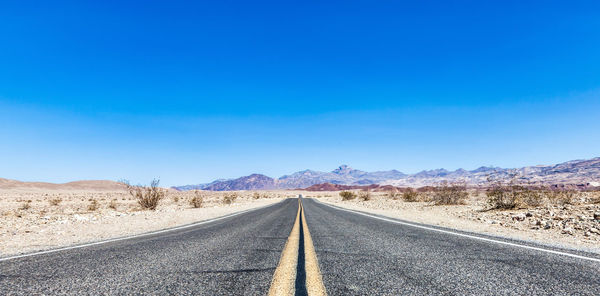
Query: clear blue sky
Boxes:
[{"xmin": 1, "ymin": 1, "xmax": 599, "ymax": 186}]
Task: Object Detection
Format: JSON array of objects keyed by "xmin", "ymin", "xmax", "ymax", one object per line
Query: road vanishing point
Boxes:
[{"xmin": 1, "ymin": 198, "xmax": 600, "ymax": 295}]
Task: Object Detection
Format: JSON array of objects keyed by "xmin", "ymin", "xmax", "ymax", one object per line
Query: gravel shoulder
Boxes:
[
  {"xmin": 316, "ymin": 194, "xmax": 600, "ymax": 254},
  {"xmin": 0, "ymin": 189, "xmax": 287, "ymax": 257}
]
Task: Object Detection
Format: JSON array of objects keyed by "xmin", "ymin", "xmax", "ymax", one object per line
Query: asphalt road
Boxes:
[
  {"xmin": 302, "ymin": 198, "xmax": 600, "ymax": 295},
  {"xmin": 0, "ymin": 199, "xmax": 298, "ymax": 295},
  {"xmin": 2, "ymin": 197, "xmax": 600, "ymax": 295}
]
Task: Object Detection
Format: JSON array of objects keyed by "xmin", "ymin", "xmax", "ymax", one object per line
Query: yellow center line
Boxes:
[
  {"xmin": 300, "ymin": 200, "xmax": 327, "ymax": 295},
  {"xmin": 268, "ymin": 199, "xmax": 327, "ymax": 296},
  {"xmin": 268, "ymin": 200, "xmax": 301, "ymax": 295}
]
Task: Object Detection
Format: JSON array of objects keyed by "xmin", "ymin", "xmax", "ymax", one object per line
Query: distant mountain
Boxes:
[
  {"xmin": 172, "ymin": 157, "xmax": 600, "ymax": 191},
  {"xmin": 386, "ymin": 157, "xmax": 600, "ymax": 188},
  {"xmin": 276, "ymin": 165, "xmax": 405, "ymax": 189},
  {"xmin": 303, "ymin": 183, "xmax": 400, "ymax": 192},
  {"xmin": 172, "ymin": 165, "xmax": 405, "ymax": 191},
  {"xmin": 0, "ymin": 178, "xmax": 127, "ymax": 191},
  {"xmin": 202, "ymin": 174, "xmax": 276, "ymax": 191},
  {"xmin": 172, "ymin": 179, "xmax": 229, "ymax": 191}
]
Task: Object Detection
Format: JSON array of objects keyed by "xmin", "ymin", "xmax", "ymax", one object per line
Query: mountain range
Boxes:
[
  {"xmin": 0, "ymin": 178, "xmax": 126, "ymax": 191},
  {"xmin": 172, "ymin": 157, "xmax": 600, "ymax": 191}
]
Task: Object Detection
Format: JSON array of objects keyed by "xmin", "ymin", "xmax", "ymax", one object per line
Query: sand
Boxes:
[{"xmin": 0, "ymin": 189, "xmax": 287, "ymax": 257}]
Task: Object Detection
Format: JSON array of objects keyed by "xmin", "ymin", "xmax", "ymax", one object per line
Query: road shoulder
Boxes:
[
  {"xmin": 1, "ymin": 197, "xmax": 285, "ymax": 259},
  {"xmin": 317, "ymin": 198, "xmax": 600, "ymax": 256}
]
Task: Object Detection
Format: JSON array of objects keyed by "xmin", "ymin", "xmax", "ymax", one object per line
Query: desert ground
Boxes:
[
  {"xmin": 0, "ymin": 186, "xmax": 290, "ymax": 257},
  {"xmin": 2, "ymin": 181, "xmax": 600, "ymax": 258}
]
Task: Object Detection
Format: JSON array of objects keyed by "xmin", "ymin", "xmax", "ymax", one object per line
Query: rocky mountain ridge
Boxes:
[{"xmin": 172, "ymin": 157, "xmax": 600, "ymax": 191}]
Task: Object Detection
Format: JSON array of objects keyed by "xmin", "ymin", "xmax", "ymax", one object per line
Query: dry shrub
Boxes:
[
  {"xmin": 49, "ymin": 198, "xmax": 62, "ymax": 206},
  {"xmin": 339, "ymin": 191, "xmax": 357, "ymax": 201},
  {"xmin": 520, "ymin": 188, "xmax": 544, "ymax": 207},
  {"xmin": 109, "ymin": 199, "xmax": 118, "ymax": 210},
  {"xmin": 402, "ymin": 188, "xmax": 420, "ymax": 202},
  {"xmin": 20, "ymin": 200, "xmax": 31, "ymax": 211},
  {"xmin": 223, "ymin": 192, "xmax": 238, "ymax": 205},
  {"xmin": 190, "ymin": 190, "xmax": 204, "ymax": 208},
  {"xmin": 125, "ymin": 179, "xmax": 166, "ymax": 210},
  {"xmin": 545, "ymin": 189, "xmax": 576, "ymax": 205},
  {"xmin": 591, "ymin": 191, "xmax": 600, "ymax": 204},
  {"xmin": 487, "ymin": 183, "xmax": 548, "ymax": 210},
  {"xmin": 359, "ymin": 190, "xmax": 372, "ymax": 201},
  {"xmin": 88, "ymin": 199, "xmax": 99, "ymax": 211},
  {"xmin": 172, "ymin": 195, "xmax": 180, "ymax": 203},
  {"xmin": 252, "ymin": 192, "xmax": 271, "ymax": 199},
  {"xmin": 386, "ymin": 190, "xmax": 400, "ymax": 199},
  {"xmin": 486, "ymin": 185, "xmax": 519, "ymax": 210},
  {"xmin": 432, "ymin": 181, "xmax": 468, "ymax": 205}
]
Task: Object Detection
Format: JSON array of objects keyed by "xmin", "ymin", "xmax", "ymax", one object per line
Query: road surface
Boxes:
[{"xmin": 1, "ymin": 197, "xmax": 599, "ymax": 295}]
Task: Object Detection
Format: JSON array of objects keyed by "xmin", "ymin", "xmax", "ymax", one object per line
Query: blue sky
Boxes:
[{"xmin": 1, "ymin": 1, "xmax": 599, "ymax": 186}]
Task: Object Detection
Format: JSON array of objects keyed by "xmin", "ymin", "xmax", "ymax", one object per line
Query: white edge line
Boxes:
[
  {"xmin": 316, "ymin": 200, "xmax": 600, "ymax": 263},
  {"xmin": 0, "ymin": 201, "xmax": 283, "ymax": 262}
]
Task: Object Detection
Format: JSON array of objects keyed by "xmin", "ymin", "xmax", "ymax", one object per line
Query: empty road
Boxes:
[{"xmin": 1, "ymin": 197, "xmax": 599, "ymax": 295}]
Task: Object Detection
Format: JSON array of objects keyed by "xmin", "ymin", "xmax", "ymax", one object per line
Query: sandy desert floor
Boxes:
[{"xmin": 0, "ymin": 189, "xmax": 289, "ymax": 257}]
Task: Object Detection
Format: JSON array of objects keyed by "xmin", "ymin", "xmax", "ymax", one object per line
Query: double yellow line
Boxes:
[{"xmin": 268, "ymin": 199, "xmax": 327, "ymax": 296}]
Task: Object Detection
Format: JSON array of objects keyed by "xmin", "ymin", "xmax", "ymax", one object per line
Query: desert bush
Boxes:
[
  {"xmin": 20, "ymin": 200, "xmax": 31, "ymax": 210},
  {"xmin": 432, "ymin": 181, "xmax": 468, "ymax": 205},
  {"xmin": 402, "ymin": 188, "xmax": 420, "ymax": 202},
  {"xmin": 172, "ymin": 195, "xmax": 180, "ymax": 203},
  {"xmin": 108, "ymin": 199, "xmax": 118, "ymax": 210},
  {"xmin": 358, "ymin": 190, "xmax": 372, "ymax": 201},
  {"xmin": 485, "ymin": 172, "xmax": 519, "ymax": 209},
  {"xmin": 125, "ymin": 179, "xmax": 166, "ymax": 210},
  {"xmin": 190, "ymin": 190, "xmax": 204, "ymax": 208},
  {"xmin": 591, "ymin": 191, "xmax": 600, "ymax": 204},
  {"xmin": 484, "ymin": 170, "xmax": 548, "ymax": 209},
  {"xmin": 339, "ymin": 191, "xmax": 357, "ymax": 201},
  {"xmin": 486, "ymin": 185, "xmax": 519, "ymax": 210},
  {"xmin": 223, "ymin": 192, "xmax": 238, "ymax": 205},
  {"xmin": 545, "ymin": 189, "xmax": 576, "ymax": 205},
  {"xmin": 386, "ymin": 190, "xmax": 400, "ymax": 199},
  {"xmin": 88, "ymin": 199, "xmax": 99, "ymax": 211},
  {"xmin": 486, "ymin": 183, "xmax": 547, "ymax": 209},
  {"xmin": 49, "ymin": 198, "xmax": 62, "ymax": 206},
  {"xmin": 520, "ymin": 187, "xmax": 544, "ymax": 207},
  {"xmin": 251, "ymin": 192, "xmax": 271, "ymax": 199}
]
